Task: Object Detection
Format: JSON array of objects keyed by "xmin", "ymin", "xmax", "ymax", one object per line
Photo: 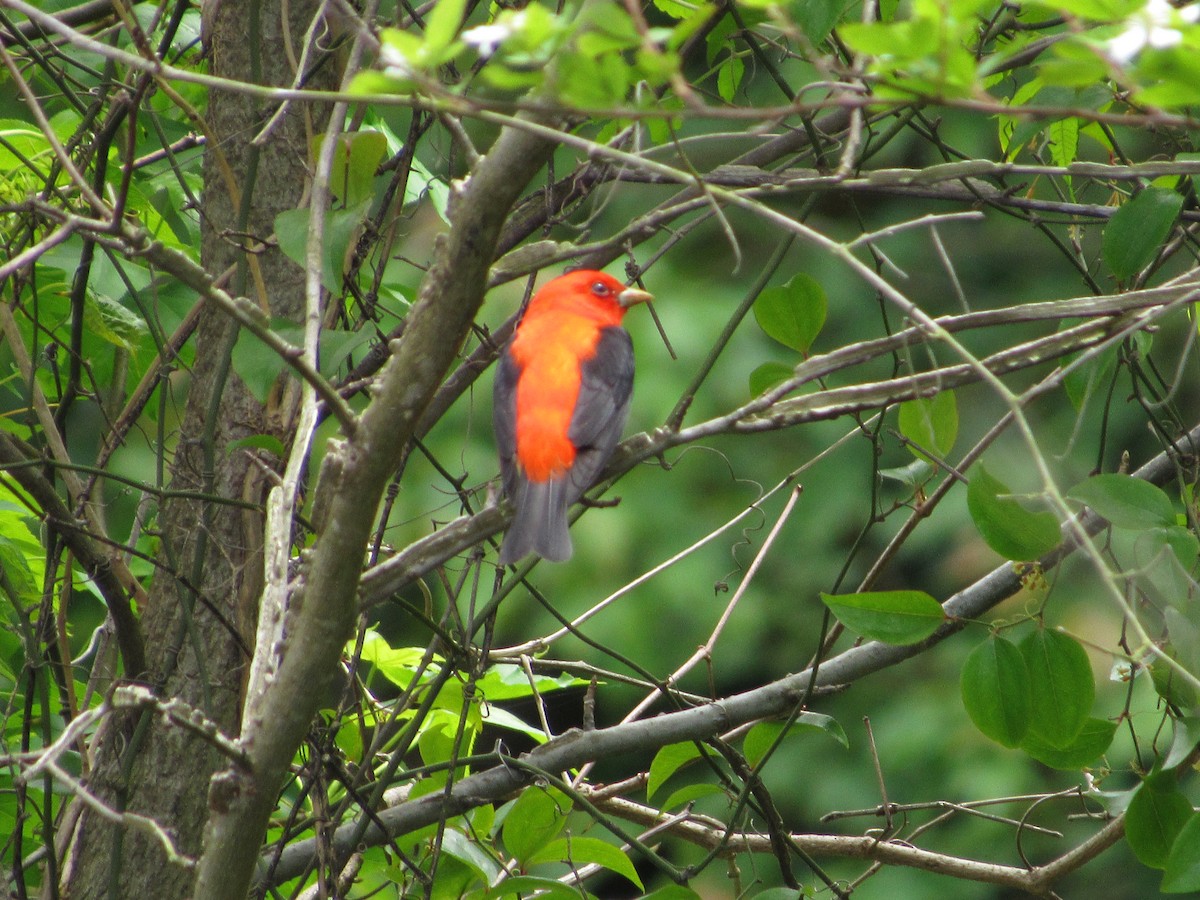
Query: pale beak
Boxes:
[{"xmin": 618, "ymin": 286, "xmax": 654, "ymax": 308}]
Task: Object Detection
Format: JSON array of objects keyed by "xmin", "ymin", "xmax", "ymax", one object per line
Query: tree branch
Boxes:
[{"xmin": 263, "ymin": 420, "xmax": 1200, "ymax": 888}]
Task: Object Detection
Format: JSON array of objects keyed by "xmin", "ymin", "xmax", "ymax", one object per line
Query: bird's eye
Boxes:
[{"xmin": 591, "ymin": 281, "xmax": 612, "ymax": 297}]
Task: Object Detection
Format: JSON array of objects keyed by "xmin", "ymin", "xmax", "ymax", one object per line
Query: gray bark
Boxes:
[{"xmin": 60, "ymin": 0, "xmax": 333, "ymax": 895}]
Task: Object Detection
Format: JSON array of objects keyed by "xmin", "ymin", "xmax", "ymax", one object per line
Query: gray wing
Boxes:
[
  {"xmin": 564, "ymin": 326, "xmax": 634, "ymax": 504},
  {"xmin": 492, "ymin": 346, "xmax": 520, "ymax": 500}
]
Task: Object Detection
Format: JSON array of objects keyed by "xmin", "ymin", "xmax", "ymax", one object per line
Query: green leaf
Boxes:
[
  {"xmin": 475, "ymin": 664, "xmax": 585, "ymax": 702},
  {"xmin": 960, "ymin": 636, "xmax": 1032, "ymax": 748},
  {"xmin": 1164, "ymin": 811, "xmax": 1200, "ymax": 892},
  {"xmin": 230, "ymin": 317, "xmax": 302, "ymax": 403},
  {"xmin": 320, "ymin": 130, "xmax": 387, "ymax": 206},
  {"xmin": 502, "ymin": 787, "xmax": 569, "ymax": 863},
  {"xmin": 1150, "ymin": 652, "xmax": 1199, "ymax": 712},
  {"xmin": 748, "ymin": 361, "xmax": 793, "ymax": 396},
  {"xmin": 275, "ymin": 201, "xmax": 369, "ymax": 292},
  {"xmin": 1103, "ymin": 187, "xmax": 1184, "ymax": 280},
  {"xmin": 753, "ymin": 273, "xmax": 827, "ymax": 353},
  {"xmin": 486, "ymin": 875, "xmax": 590, "ymax": 900},
  {"xmin": 1020, "ymin": 629, "xmax": 1094, "ymax": 749},
  {"xmin": 716, "ymin": 55, "xmax": 743, "ymax": 102},
  {"xmin": 84, "ymin": 290, "xmax": 149, "ymax": 353},
  {"xmin": 422, "ymin": 0, "xmax": 467, "ymax": 54},
  {"xmin": 1127, "ymin": 772, "xmax": 1194, "ymax": 870},
  {"xmin": 440, "ymin": 829, "xmax": 501, "ymax": 886},
  {"xmin": 1021, "ymin": 717, "xmax": 1117, "ymax": 769},
  {"xmin": 744, "ymin": 713, "xmax": 848, "ymax": 766},
  {"xmin": 879, "ymin": 458, "xmax": 934, "ymax": 488},
  {"xmin": 898, "ymin": 391, "xmax": 958, "ymax": 461},
  {"xmin": 1068, "ymin": 474, "xmax": 1176, "ymax": 529},
  {"xmin": 358, "ymin": 630, "xmax": 435, "ymax": 688},
  {"xmin": 647, "ymin": 742, "xmax": 702, "ymax": 800},
  {"xmin": 1063, "ymin": 343, "xmax": 1116, "ymax": 411},
  {"xmin": 967, "ymin": 465, "xmax": 1061, "ymax": 561},
  {"xmin": 795, "ymin": 0, "xmax": 851, "ymax": 42},
  {"xmin": 662, "ymin": 782, "xmax": 724, "ymax": 812},
  {"xmin": 640, "ymin": 886, "xmax": 703, "ymax": 900},
  {"xmin": 529, "ymin": 836, "xmax": 643, "ymax": 890},
  {"xmin": 0, "ymin": 535, "xmax": 39, "ymax": 607},
  {"xmin": 819, "ymin": 590, "xmax": 945, "ymax": 645}
]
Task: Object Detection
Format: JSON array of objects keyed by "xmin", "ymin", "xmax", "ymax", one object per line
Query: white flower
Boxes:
[
  {"xmin": 1109, "ymin": 660, "xmax": 1135, "ymax": 682},
  {"xmin": 462, "ymin": 14, "xmax": 524, "ymax": 58},
  {"xmin": 1107, "ymin": 0, "xmax": 1200, "ymax": 63}
]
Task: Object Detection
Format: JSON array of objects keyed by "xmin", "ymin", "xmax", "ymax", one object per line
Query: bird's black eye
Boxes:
[{"xmin": 591, "ymin": 281, "xmax": 612, "ymax": 297}]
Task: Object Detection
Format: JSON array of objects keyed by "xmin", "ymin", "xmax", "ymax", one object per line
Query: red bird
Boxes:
[{"xmin": 493, "ymin": 270, "xmax": 653, "ymax": 564}]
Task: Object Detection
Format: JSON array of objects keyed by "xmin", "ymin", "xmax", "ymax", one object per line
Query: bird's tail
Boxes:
[{"xmin": 499, "ymin": 478, "xmax": 573, "ymax": 564}]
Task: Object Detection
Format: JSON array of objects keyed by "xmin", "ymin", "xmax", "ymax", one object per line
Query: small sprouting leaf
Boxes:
[
  {"xmin": 1020, "ymin": 629, "xmax": 1094, "ymax": 749},
  {"xmin": 1127, "ymin": 772, "xmax": 1194, "ymax": 870},
  {"xmin": 961, "ymin": 635, "xmax": 1031, "ymax": 748},
  {"xmin": 1164, "ymin": 811, "xmax": 1200, "ymax": 892},
  {"xmin": 748, "ymin": 361, "xmax": 793, "ymax": 396},
  {"xmin": 753, "ymin": 273, "xmax": 827, "ymax": 353},
  {"xmin": 1068, "ymin": 474, "xmax": 1176, "ymax": 530},
  {"xmin": 647, "ymin": 742, "xmax": 702, "ymax": 800},
  {"xmin": 1103, "ymin": 187, "xmax": 1184, "ymax": 281},
  {"xmin": 502, "ymin": 787, "xmax": 568, "ymax": 863},
  {"xmin": 967, "ymin": 465, "xmax": 1061, "ymax": 561},
  {"xmin": 819, "ymin": 590, "xmax": 945, "ymax": 645},
  {"xmin": 744, "ymin": 714, "xmax": 848, "ymax": 766},
  {"xmin": 898, "ymin": 391, "xmax": 958, "ymax": 461},
  {"xmin": 1021, "ymin": 717, "xmax": 1117, "ymax": 769},
  {"xmin": 529, "ymin": 837, "xmax": 643, "ymax": 890}
]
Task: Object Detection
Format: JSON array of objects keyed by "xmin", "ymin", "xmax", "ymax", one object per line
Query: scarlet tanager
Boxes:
[{"xmin": 493, "ymin": 270, "xmax": 653, "ymax": 564}]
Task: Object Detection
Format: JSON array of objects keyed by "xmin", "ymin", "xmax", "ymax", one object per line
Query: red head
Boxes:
[{"xmin": 522, "ymin": 270, "xmax": 653, "ymax": 327}]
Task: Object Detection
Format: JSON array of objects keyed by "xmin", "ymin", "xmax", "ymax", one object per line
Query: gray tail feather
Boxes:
[{"xmin": 499, "ymin": 478, "xmax": 573, "ymax": 564}]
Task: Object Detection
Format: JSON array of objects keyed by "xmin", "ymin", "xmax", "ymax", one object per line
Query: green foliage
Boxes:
[
  {"xmin": 961, "ymin": 635, "xmax": 1032, "ymax": 748},
  {"xmin": 898, "ymin": 391, "xmax": 958, "ymax": 462},
  {"xmin": 819, "ymin": 590, "xmax": 946, "ymax": 645},
  {"xmin": 1127, "ymin": 771, "xmax": 1194, "ymax": 870},
  {"xmin": 1163, "ymin": 813, "xmax": 1200, "ymax": 893},
  {"xmin": 6, "ymin": 0, "xmax": 1200, "ymax": 896},
  {"xmin": 753, "ymin": 273, "xmax": 827, "ymax": 354},
  {"xmin": 967, "ymin": 465, "xmax": 1062, "ymax": 561},
  {"xmin": 1069, "ymin": 473, "xmax": 1177, "ymax": 529},
  {"xmin": 502, "ymin": 786, "xmax": 569, "ymax": 862},
  {"xmin": 1103, "ymin": 188, "xmax": 1185, "ymax": 281},
  {"xmin": 1020, "ymin": 628, "xmax": 1095, "ymax": 750}
]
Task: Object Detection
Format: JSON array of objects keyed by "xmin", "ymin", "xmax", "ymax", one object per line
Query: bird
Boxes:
[{"xmin": 493, "ymin": 270, "xmax": 653, "ymax": 564}]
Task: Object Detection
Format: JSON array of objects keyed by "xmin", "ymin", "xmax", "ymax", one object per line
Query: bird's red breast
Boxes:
[
  {"xmin": 493, "ymin": 269, "xmax": 652, "ymax": 563},
  {"xmin": 507, "ymin": 271, "xmax": 640, "ymax": 481}
]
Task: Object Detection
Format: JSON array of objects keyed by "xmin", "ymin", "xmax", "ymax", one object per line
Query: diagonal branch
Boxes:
[{"xmin": 262, "ymin": 419, "xmax": 1200, "ymax": 887}]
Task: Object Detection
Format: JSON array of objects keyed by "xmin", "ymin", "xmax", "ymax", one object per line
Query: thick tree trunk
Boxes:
[{"xmin": 60, "ymin": 1, "xmax": 333, "ymax": 895}]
